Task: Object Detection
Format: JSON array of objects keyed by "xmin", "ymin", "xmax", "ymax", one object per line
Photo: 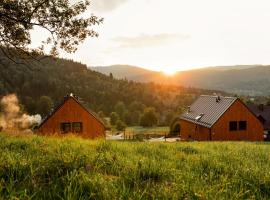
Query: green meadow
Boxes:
[
  {"xmin": 125, "ymin": 126, "xmax": 169, "ymax": 135},
  {"xmin": 0, "ymin": 132, "xmax": 270, "ymax": 200},
  {"xmin": 124, "ymin": 126, "xmax": 169, "ymax": 139}
]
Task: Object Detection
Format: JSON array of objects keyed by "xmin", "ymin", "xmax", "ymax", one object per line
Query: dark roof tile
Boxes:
[{"xmin": 181, "ymin": 95, "xmax": 237, "ymax": 128}]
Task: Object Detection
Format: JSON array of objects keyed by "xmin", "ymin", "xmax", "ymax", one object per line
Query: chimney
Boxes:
[
  {"xmin": 258, "ymin": 104, "xmax": 264, "ymax": 111},
  {"xmin": 187, "ymin": 106, "xmax": 191, "ymax": 113},
  {"xmin": 216, "ymin": 96, "xmax": 221, "ymax": 103}
]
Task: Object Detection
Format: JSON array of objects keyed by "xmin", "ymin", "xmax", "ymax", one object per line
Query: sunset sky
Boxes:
[{"xmin": 33, "ymin": 0, "xmax": 270, "ymax": 73}]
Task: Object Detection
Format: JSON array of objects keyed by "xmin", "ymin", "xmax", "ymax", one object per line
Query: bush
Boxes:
[
  {"xmin": 110, "ymin": 112, "xmax": 119, "ymax": 126},
  {"xmin": 139, "ymin": 107, "xmax": 158, "ymax": 127},
  {"xmin": 116, "ymin": 120, "xmax": 126, "ymax": 131}
]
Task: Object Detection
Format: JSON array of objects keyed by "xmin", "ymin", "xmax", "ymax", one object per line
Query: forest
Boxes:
[{"xmin": 0, "ymin": 52, "xmax": 223, "ymax": 128}]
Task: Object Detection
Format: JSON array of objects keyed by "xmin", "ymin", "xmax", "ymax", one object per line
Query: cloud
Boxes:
[
  {"xmin": 111, "ymin": 33, "xmax": 191, "ymax": 48},
  {"xmin": 90, "ymin": 0, "xmax": 129, "ymax": 12}
]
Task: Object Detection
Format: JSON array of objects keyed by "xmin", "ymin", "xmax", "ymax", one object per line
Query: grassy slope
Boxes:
[{"xmin": 0, "ymin": 133, "xmax": 270, "ymax": 199}]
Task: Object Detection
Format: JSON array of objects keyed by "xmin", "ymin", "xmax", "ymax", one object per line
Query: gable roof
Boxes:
[
  {"xmin": 39, "ymin": 94, "xmax": 105, "ymax": 128},
  {"xmin": 248, "ymin": 104, "xmax": 270, "ymax": 130},
  {"xmin": 181, "ymin": 95, "xmax": 237, "ymax": 128}
]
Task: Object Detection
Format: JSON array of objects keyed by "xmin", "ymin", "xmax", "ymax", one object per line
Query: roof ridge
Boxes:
[{"xmin": 200, "ymin": 95, "xmax": 237, "ymax": 99}]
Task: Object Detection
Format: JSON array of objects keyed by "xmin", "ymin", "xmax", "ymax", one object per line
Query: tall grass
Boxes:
[{"xmin": 0, "ymin": 132, "xmax": 270, "ymax": 199}]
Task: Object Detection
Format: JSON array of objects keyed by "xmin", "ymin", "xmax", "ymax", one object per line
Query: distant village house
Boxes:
[
  {"xmin": 179, "ymin": 95, "xmax": 264, "ymax": 141},
  {"xmin": 248, "ymin": 104, "xmax": 270, "ymax": 141},
  {"xmin": 38, "ymin": 94, "xmax": 105, "ymax": 139}
]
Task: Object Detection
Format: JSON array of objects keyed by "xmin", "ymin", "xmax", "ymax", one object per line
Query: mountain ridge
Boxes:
[{"xmin": 90, "ymin": 64, "xmax": 270, "ymax": 96}]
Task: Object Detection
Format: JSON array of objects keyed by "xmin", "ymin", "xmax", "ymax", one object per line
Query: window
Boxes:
[
  {"xmin": 229, "ymin": 121, "xmax": 237, "ymax": 131},
  {"xmin": 60, "ymin": 122, "xmax": 83, "ymax": 134},
  {"xmin": 61, "ymin": 122, "xmax": 71, "ymax": 133},
  {"xmin": 72, "ymin": 122, "xmax": 83, "ymax": 133},
  {"xmin": 239, "ymin": 121, "xmax": 247, "ymax": 131}
]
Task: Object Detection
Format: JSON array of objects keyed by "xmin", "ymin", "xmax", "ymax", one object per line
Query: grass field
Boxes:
[
  {"xmin": 124, "ymin": 126, "xmax": 170, "ymax": 138},
  {"xmin": 0, "ymin": 132, "xmax": 270, "ymax": 199}
]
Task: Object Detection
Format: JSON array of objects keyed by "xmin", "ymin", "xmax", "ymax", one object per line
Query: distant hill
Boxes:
[
  {"xmin": 91, "ymin": 65, "xmax": 155, "ymax": 79},
  {"xmin": 90, "ymin": 65, "xmax": 168, "ymax": 83},
  {"xmin": 91, "ymin": 65, "xmax": 270, "ymax": 96}
]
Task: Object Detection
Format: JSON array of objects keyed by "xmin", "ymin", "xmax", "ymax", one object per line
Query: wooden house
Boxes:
[
  {"xmin": 179, "ymin": 95, "xmax": 263, "ymax": 141},
  {"xmin": 38, "ymin": 94, "xmax": 105, "ymax": 139}
]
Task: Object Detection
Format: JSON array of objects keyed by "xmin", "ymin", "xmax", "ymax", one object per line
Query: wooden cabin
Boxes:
[
  {"xmin": 179, "ymin": 95, "xmax": 263, "ymax": 141},
  {"xmin": 38, "ymin": 94, "xmax": 105, "ymax": 139}
]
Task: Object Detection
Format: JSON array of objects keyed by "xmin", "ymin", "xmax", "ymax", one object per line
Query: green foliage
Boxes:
[
  {"xmin": 110, "ymin": 112, "xmax": 119, "ymax": 126},
  {"xmin": 23, "ymin": 96, "xmax": 36, "ymax": 114},
  {"xmin": 129, "ymin": 110, "xmax": 141, "ymax": 125},
  {"xmin": 98, "ymin": 111, "xmax": 105, "ymax": 119},
  {"xmin": 129, "ymin": 101, "xmax": 145, "ymax": 112},
  {"xmin": 140, "ymin": 107, "xmax": 158, "ymax": 127},
  {"xmin": 125, "ymin": 101, "xmax": 144, "ymax": 126},
  {"xmin": 123, "ymin": 111, "xmax": 132, "ymax": 126},
  {"xmin": 161, "ymin": 112, "xmax": 177, "ymax": 127},
  {"xmin": 114, "ymin": 101, "xmax": 127, "ymax": 121},
  {"xmin": 36, "ymin": 96, "xmax": 53, "ymax": 117},
  {"xmin": 115, "ymin": 120, "xmax": 126, "ymax": 131},
  {"xmin": 0, "ymin": 133, "xmax": 270, "ymax": 199},
  {"xmin": 0, "ymin": 0, "xmax": 102, "ymax": 60}
]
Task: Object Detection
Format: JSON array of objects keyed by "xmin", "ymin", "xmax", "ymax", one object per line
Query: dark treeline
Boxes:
[{"xmin": 0, "ymin": 54, "xmax": 224, "ymax": 127}]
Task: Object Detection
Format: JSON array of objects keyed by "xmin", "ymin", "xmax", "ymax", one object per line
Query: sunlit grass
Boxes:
[{"xmin": 0, "ymin": 132, "xmax": 270, "ymax": 199}]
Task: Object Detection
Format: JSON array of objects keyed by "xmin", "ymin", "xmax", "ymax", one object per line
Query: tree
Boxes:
[
  {"xmin": 36, "ymin": 96, "xmax": 53, "ymax": 117},
  {"xmin": 97, "ymin": 111, "xmax": 105, "ymax": 119},
  {"xmin": 110, "ymin": 112, "xmax": 119, "ymax": 126},
  {"xmin": 129, "ymin": 101, "xmax": 145, "ymax": 112},
  {"xmin": 109, "ymin": 72, "xmax": 113, "ymax": 79},
  {"xmin": 140, "ymin": 107, "xmax": 158, "ymax": 127},
  {"xmin": 116, "ymin": 119, "xmax": 126, "ymax": 131},
  {"xmin": 22, "ymin": 96, "xmax": 36, "ymax": 114},
  {"xmin": 123, "ymin": 111, "xmax": 132, "ymax": 126},
  {"xmin": 114, "ymin": 101, "xmax": 127, "ymax": 120},
  {"xmin": 164, "ymin": 112, "xmax": 177, "ymax": 126},
  {"xmin": 0, "ymin": 0, "xmax": 103, "ymax": 62},
  {"xmin": 124, "ymin": 110, "xmax": 141, "ymax": 126}
]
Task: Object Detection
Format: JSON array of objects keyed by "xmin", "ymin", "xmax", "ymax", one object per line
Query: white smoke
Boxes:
[{"xmin": 0, "ymin": 94, "xmax": 41, "ymax": 132}]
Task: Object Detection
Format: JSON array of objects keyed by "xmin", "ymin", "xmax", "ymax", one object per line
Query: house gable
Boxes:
[
  {"xmin": 39, "ymin": 97, "xmax": 105, "ymax": 138},
  {"xmin": 212, "ymin": 99, "xmax": 263, "ymax": 141}
]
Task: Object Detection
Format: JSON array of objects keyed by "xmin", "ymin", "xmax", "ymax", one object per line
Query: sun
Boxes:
[{"xmin": 162, "ymin": 68, "xmax": 177, "ymax": 76}]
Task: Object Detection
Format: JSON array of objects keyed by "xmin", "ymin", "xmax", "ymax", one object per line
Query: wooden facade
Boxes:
[
  {"xmin": 180, "ymin": 98, "xmax": 264, "ymax": 141},
  {"xmin": 39, "ymin": 95, "xmax": 105, "ymax": 139}
]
